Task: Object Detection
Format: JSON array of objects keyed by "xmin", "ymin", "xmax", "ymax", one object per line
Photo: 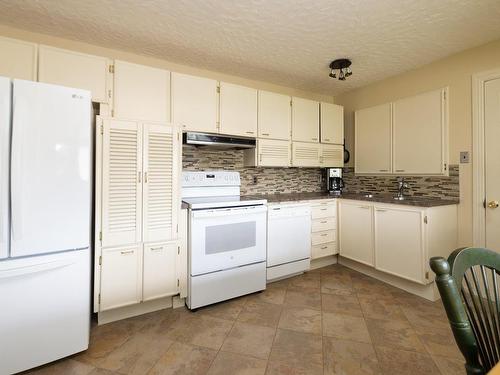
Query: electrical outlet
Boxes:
[
  {"xmin": 460, "ymin": 151, "xmax": 470, "ymax": 164},
  {"xmin": 253, "ymin": 176, "xmax": 258, "ymax": 184}
]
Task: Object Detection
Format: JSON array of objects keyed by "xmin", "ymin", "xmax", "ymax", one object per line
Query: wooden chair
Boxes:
[{"xmin": 430, "ymin": 247, "xmax": 500, "ymax": 375}]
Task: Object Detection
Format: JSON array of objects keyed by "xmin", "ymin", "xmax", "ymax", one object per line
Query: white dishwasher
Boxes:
[{"xmin": 267, "ymin": 203, "xmax": 311, "ymax": 281}]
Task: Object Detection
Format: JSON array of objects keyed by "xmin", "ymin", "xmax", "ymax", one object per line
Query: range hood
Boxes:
[{"xmin": 183, "ymin": 132, "xmax": 256, "ymax": 149}]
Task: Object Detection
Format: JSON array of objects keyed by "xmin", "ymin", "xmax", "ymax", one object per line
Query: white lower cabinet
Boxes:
[
  {"xmin": 309, "ymin": 200, "xmax": 338, "ymax": 259},
  {"xmin": 100, "ymin": 241, "xmax": 180, "ymax": 311},
  {"xmin": 100, "ymin": 244, "xmax": 143, "ymax": 311},
  {"xmin": 374, "ymin": 207, "xmax": 424, "ymax": 283},
  {"xmin": 143, "ymin": 242, "xmax": 178, "ymax": 301},
  {"xmin": 339, "ymin": 200, "xmax": 457, "ymax": 285},
  {"xmin": 338, "ymin": 201, "xmax": 374, "ymax": 266}
]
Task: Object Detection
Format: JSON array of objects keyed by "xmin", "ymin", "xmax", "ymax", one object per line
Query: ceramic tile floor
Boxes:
[{"xmin": 26, "ymin": 264, "xmax": 465, "ymax": 375}]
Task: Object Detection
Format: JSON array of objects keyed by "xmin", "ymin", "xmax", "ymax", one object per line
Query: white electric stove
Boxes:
[{"xmin": 182, "ymin": 171, "xmax": 267, "ymax": 309}]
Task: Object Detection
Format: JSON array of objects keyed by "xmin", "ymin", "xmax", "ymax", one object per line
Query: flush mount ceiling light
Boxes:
[{"xmin": 329, "ymin": 59, "xmax": 352, "ymax": 81}]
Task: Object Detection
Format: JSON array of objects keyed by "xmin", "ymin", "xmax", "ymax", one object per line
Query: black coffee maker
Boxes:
[{"xmin": 326, "ymin": 167, "xmax": 344, "ymax": 194}]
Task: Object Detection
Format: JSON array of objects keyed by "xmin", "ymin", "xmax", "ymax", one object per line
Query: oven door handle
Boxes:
[{"xmin": 191, "ymin": 205, "xmax": 268, "ymax": 218}]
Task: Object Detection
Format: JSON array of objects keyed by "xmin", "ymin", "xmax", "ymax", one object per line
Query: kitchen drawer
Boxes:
[
  {"xmin": 312, "ymin": 217, "xmax": 336, "ymax": 232},
  {"xmin": 312, "ymin": 229, "xmax": 336, "ymax": 245},
  {"xmin": 312, "ymin": 241, "xmax": 337, "ymax": 259},
  {"xmin": 311, "ymin": 203, "xmax": 336, "ymax": 219}
]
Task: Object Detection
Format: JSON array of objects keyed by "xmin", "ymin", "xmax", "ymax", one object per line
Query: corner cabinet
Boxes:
[
  {"xmin": 95, "ymin": 117, "xmax": 183, "ymax": 314},
  {"xmin": 339, "ymin": 200, "xmax": 457, "ymax": 284}
]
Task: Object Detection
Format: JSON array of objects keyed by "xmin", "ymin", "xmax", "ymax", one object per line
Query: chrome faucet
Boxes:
[{"xmin": 395, "ymin": 177, "xmax": 409, "ymax": 200}]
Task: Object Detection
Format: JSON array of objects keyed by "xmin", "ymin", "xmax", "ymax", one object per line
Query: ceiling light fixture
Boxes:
[{"xmin": 329, "ymin": 59, "xmax": 352, "ymax": 81}]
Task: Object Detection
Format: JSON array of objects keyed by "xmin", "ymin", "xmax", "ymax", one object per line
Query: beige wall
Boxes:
[
  {"xmin": 0, "ymin": 23, "xmax": 333, "ymax": 103},
  {"xmin": 335, "ymin": 38, "xmax": 500, "ymax": 247}
]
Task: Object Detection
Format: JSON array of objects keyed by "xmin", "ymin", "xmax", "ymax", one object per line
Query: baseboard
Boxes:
[
  {"xmin": 310, "ymin": 255, "xmax": 338, "ymax": 270},
  {"xmin": 338, "ymin": 256, "xmax": 440, "ymax": 301},
  {"xmin": 97, "ymin": 296, "xmax": 173, "ymax": 325}
]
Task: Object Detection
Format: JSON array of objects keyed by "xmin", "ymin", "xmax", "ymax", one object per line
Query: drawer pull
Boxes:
[
  {"xmin": 120, "ymin": 250, "xmax": 134, "ymax": 255},
  {"xmin": 320, "ymin": 221, "xmax": 328, "ymax": 224},
  {"xmin": 150, "ymin": 246, "xmax": 164, "ymax": 251},
  {"xmin": 321, "ymin": 233, "xmax": 328, "ymax": 237},
  {"xmin": 376, "ymin": 209, "xmax": 387, "ymax": 212},
  {"xmin": 261, "ymin": 133, "xmax": 270, "ymax": 136},
  {"xmin": 395, "ymin": 169, "xmax": 405, "ymax": 172},
  {"xmin": 321, "ymin": 246, "xmax": 328, "ymax": 249},
  {"xmin": 246, "ymin": 131, "xmax": 255, "ymax": 134},
  {"xmin": 320, "ymin": 208, "xmax": 328, "ymax": 211}
]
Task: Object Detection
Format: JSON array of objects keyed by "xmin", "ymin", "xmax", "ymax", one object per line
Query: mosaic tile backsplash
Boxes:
[{"xmin": 182, "ymin": 146, "xmax": 459, "ymax": 200}]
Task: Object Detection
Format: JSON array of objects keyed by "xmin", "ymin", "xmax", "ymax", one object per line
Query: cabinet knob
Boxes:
[{"xmin": 488, "ymin": 201, "xmax": 499, "ymax": 209}]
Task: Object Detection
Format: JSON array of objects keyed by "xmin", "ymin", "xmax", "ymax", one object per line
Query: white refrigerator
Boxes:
[{"xmin": 0, "ymin": 77, "xmax": 91, "ymax": 374}]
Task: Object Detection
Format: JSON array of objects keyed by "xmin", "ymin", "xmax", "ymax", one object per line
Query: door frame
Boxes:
[{"xmin": 472, "ymin": 68, "xmax": 500, "ymax": 247}]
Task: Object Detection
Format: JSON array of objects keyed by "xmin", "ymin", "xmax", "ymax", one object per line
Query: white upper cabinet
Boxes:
[
  {"xmin": 355, "ymin": 103, "xmax": 392, "ymax": 174},
  {"xmin": 113, "ymin": 60, "xmax": 170, "ymax": 122},
  {"xmin": 320, "ymin": 144, "xmax": 344, "ymax": 167},
  {"xmin": 258, "ymin": 90, "xmax": 291, "ymax": 140},
  {"xmin": 38, "ymin": 45, "xmax": 111, "ymax": 103},
  {"xmin": 292, "ymin": 142, "xmax": 321, "ymax": 167},
  {"xmin": 320, "ymin": 102, "xmax": 344, "ymax": 144},
  {"xmin": 142, "ymin": 123, "xmax": 180, "ymax": 243},
  {"xmin": 393, "ymin": 88, "xmax": 447, "ymax": 175},
  {"xmin": 171, "ymin": 72, "xmax": 218, "ymax": 133},
  {"xmin": 244, "ymin": 138, "xmax": 291, "ymax": 167},
  {"xmin": 219, "ymin": 82, "xmax": 257, "ymax": 137},
  {"xmin": 101, "ymin": 119, "xmax": 143, "ymax": 248},
  {"xmin": 292, "ymin": 97, "xmax": 319, "ymax": 143},
  {"xmin": 0, "ymin": 36, "xmax": 37, "ymax": 81}
]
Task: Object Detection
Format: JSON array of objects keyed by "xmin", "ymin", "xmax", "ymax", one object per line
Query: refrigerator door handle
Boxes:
[{"xmin": 0, "ymin": 258, "xmax": 77, "ymax": 279}]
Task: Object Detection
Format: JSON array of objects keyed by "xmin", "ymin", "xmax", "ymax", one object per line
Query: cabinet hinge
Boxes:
[
  {"xmin": 111, "ymin": 109, "xmax": 114, "ymax": 117},
  {"xmin": 99, "ymin": 231, "xmax": 102, "ymax": 241},
  {"xmin": 216, "ymin": 86, "xmax": 220, "ymax": 94},
  {"xmin": 108, "ymin": 89, "xmax": 112, "ymax": 99},
  {"xmin": 99, "ymin": 255, "xmax": 102, "ymax": 265},
  {"xmin": 177, "ymin": 279, "xmax": 180, "ymax": 287},
  {"xmin": 100, "ymin": 125, "xmax": 104, "ymax": 135},
  {"xmin": 108, "ymin": 64, "xmax": 115, "ymax": 74},
  {"xmin": 444, "ymin": 163, "xmax": 447, "ymax": 171},
  {"xmin": 98, "ymin": 293, "xmax": 101, "ymax": 304},
  {"xmin": 177, "ymin": 246, "xmax": 180, "ymax": 255},
  {"xmin": 176, "ymin": 224, "xmax": 179, "ymax": 234},
  {"xmin": 443, "ymin": 90, "xmax": 446, "ymax": 100},
  {"xmin": 425, "ymin": 271, "xmax": 430, "ymax": 279},
  {"xmin": 290, "ymin": 100, "xmax": 292, "ymax": 106},
  {"xmin": 424, "ymin": 216, "xmax": 428, "ymax": 224}
]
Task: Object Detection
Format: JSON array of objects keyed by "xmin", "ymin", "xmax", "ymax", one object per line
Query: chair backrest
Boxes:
[{"xmin": 431, "ymin": 247, "xmax": 500, "ymax": 375}]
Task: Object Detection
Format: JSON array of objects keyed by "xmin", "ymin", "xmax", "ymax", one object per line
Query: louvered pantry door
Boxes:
[
  {"xmin": 142, "ymin": 124, "xmax": 179, "ymax": 243},
  {"xmin": 101, "ymin": 119, "xmax": 143, "ymax": 248}
]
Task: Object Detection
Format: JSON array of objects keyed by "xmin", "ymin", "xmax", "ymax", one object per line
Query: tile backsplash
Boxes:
[
  {"xmin": 182, "ymin": 146, "xmax": 322, "ymax": 195},
  {"xmin": 182, "ymin": 146, "xmax": 459, "ymax": 200},
  {"xmin": 342, "ymin": 165, "xmax": 459, "ymax": 201}
]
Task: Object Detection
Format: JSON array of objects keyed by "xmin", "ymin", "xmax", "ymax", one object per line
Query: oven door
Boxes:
[{"xmin": 189, "ymin": 205, "xmax": 267, "ymax": 276}]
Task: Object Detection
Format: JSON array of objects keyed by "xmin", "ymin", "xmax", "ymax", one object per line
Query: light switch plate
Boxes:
[{"xmin": 460, "ymin": 151, "xmax": 470, "ymax": 164}]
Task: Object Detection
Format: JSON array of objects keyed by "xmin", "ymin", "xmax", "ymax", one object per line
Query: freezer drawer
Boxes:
[{"xmin": 0, "ymin": 249, "xmax": 90, "ymax": 374}]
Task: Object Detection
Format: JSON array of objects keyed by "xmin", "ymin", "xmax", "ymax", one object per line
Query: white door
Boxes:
[
  {"xmin": 100, "ymin": 244, "xmax": 143, "ymax": 311},
  {"xmin": 258, "ymin": 90, "xmax": 291, "ymax": 140},
  {"xmin": 142, "ymin": 123, "xmax": 180, "ymax": 243},
  {"xmin": 393, "ymin": 88, "xmax": 446, "ymax": 175},
  {"xmin": 485, "ymin": 78, "xmax": 500, "ymax": 250},
  {"xmin": 10, "ymin": 80, "xmax": 91, "ymax": 258},
  {"xmin": 38, "ymin": 46, "xmax": 111, "ymax": 103},
  {"xmin": 114, "ymin": 60, "xmax": 171, "ymax": 122},
  {"xmin": 320, "ymin": 102, "xmax": 343, "ymax": 144},
  {"xmin": 219, "ymin": 82, "xmax": 257, "ymax": 137},
  {"xmin": 171, "ymin": 72, "xmax": 218, "ymax": 133},
  {"xmin": 355, "ymin": 103, "xmax": 392, "ymax": 174},
  {"xmin": 0, "ymin": 77, "xmax": 10, "ymax": 259},
  {"xmin": 292, "ymin": 142, "xmax": 321, "ymax": 167},
  {"xmin": 339, "ymin": 201, "xmax": 374, "ymax": 266},
  {"xmin": 374, "ymin": 206, "xmax": 424, "ymax": 283},
  {"xmin": 292, "ymin": 97, "xmax": 319, "ymax": 143},
  {"xmin": 190, "ymin": 205, "xmax": 267, "ymax": 276},
  {"xmin": 101, "ymin": 119, "xmax": 143, "ymax": 248},
  {"xmin": 143, "ymin": 242, "xmax": 178, "ymax": 301},
  {"xmin": 320, "ymin": 144, "xmax": 344, "ymax": 167},
  {"xmin": 0, "ymin": 249, "xmax": 90, "ymax": 375},
  {"xmin": 0, "ymin": 36, "xmax": 37, "ymax": 81}
]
